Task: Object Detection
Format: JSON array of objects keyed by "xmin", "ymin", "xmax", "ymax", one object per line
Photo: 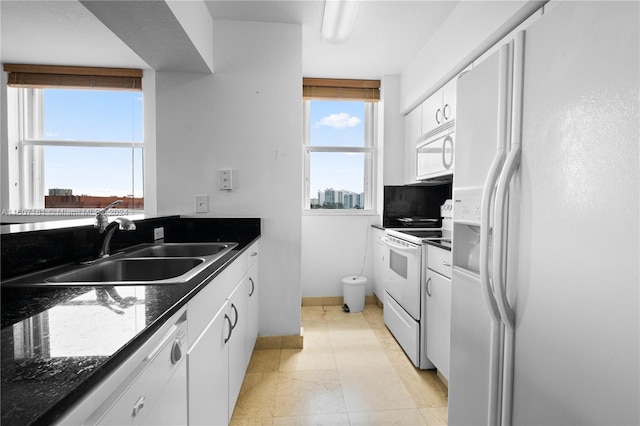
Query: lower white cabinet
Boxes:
[
  {"xmin": 57, "ymin": 309, "xmax": 190, "ymax": 426},
  {"xmin": 425, "ymin": 245, "xmax": 452, "ymax": 380},
  {"xmin": 246, "ymin": 251, "xmax": 259, "ymax": 360},
  {"xmin": 187, "ymin": 302, "xmax": 230, "ymax": 426},
  {"xmin": 187, "ymin": 240, "xmax": 260, "ymax": 425},
  {"xmin": 227, "ymin": 278, "xmax": 250, "ymax": 416}
]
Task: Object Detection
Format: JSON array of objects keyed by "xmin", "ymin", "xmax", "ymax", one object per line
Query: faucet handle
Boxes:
[
  {"xmin": 97, "ymin": 200, "xmax": 123, "ymax": 216},
  {"xmin": 95, "ymin": 200, "xmax": 124, "ymax": 233}
]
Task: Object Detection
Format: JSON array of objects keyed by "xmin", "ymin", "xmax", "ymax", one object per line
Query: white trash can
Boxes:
[{"xmin": 342, "ymin": 276, "xmax": 367, "ymax": 313}]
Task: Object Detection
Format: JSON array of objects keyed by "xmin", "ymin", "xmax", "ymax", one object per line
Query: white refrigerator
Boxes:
[{"xmin": 449, "ymin": 2, "xmax": 639, "ymax": 425}]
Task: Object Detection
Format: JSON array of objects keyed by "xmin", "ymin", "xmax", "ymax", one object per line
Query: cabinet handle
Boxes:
[
  {"xmin": 435, "ymin": 108, "xmax": 442, "ymax": 124},
  {"xmin": 170, "ymin": 339, "xmax": 183, "ymax": 365},
  {"xmin": 250, "ymin": 251, "xmax": 258, "ymax": 257},
  {"xmin": 443, "ymin": 103, "xmax": 450, "ymax": 120},
  {"xmin": 249, "ymin": 277, "xmax": 255, "ymax": 297},
  {"xmin": 224, "ymin": 314, "xmax": 233, "ymax": 343},
  {"xmin": 131, "ymin": 396, "xmax": 145, "ymax": 419},
  {"xmin": 441, "ymin": 260, "xmax": 452, "ymax": 267},
  {"xmin": 230, "ymin": 303, "xmax": 239, "ymax": 329},
  {"xmin": 426, "ymin": 277, "xmax": 432, "ymax": 297}
]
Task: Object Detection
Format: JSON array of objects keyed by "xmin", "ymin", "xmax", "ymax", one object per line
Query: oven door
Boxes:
[{"xmin": 381, "ymin": 235, "xmax": 422, "ymax": 320}]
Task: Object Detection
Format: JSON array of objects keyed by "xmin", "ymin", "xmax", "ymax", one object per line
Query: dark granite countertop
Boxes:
[
  {"xmin": 426, "ymin": 239, "xmax": 452, "ymax": 251},
  {"xmin": 1, "ymin": 217, "xmax": 260, "ymax": 426}
]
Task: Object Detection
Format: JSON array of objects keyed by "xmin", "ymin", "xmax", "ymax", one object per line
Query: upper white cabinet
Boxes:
[{"xmin": 421, "ymin": 77, "xmax": 457, "ymax": 135}]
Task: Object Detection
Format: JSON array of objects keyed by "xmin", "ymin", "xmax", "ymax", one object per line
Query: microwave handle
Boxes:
[{"xmin": 442, "ymin": 135, "xmax": 454, "ymax": 169}]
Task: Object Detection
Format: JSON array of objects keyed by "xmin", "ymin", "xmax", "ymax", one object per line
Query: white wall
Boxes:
[
  {"xmin": 155, "ymin": 20, "xmax": 302, "ymax": 337},
  {"xmin": 381, "ymin": 75, "xmax": 404, "ymax": 186},
  {"xmin": 301, "ymin": 215, "xmax": 378, "ymax": 298},
  {"xmin": 400, "ymin": 0, "xmax": 545, "ymax": 112}
]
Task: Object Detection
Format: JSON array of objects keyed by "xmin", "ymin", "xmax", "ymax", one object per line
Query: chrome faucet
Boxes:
[
  {"xmin": 95, "ymin": 200, "xmax": 124, "ymax": 233},
  {"xmin": 99, "ymin": 217, "xmax": 137, "ymax": 258}
]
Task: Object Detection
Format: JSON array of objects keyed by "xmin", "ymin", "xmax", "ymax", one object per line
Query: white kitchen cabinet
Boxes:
[
  {"xmin": 247, "ymin": 245, "xmax": 260, "ymax": 355},
  {"xmin": 425, "ymin": 245, "xmax": 452, "ymax": 380},
  {"xmin": 187, "ymin": 302, "xmax": 230, "ymax": 426},
  {"xmin": 420, "ymin": 77, "xmax": 457, "ymax": 135},
  {"xmin": 403, "ymin": 105, "xmax": 422, "ymax": 184},
  {"xmin": 63, "ymin": 310, "xmax": 189, "ymax": 426},
  {"xmin": 228, "ymin": 278, "xmax": 249, "ymax": 417},
  {"xmin": 187, "ymin": 240, "xmax": 260, "ymax": 425}
]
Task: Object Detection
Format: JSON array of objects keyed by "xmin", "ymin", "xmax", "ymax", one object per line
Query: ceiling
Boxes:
[{"xmin": 1, "ymin": 0, "xmax": 459, "ymax": 79}]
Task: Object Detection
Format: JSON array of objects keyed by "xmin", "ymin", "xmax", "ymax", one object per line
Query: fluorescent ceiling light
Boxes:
[{"xmin": 321, "ymin": 0, "xmax": 362, "ymax": 43}]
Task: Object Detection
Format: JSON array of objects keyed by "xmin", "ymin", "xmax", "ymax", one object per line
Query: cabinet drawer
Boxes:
[{"xmin": 427, "ymin": 245, "xmax": 452, "ymax": 278}]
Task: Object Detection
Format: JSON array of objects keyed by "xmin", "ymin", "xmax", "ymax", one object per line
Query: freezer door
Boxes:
[{"xmin": 509, "ymin": 2, "xmax": 639, "ymax": 425}]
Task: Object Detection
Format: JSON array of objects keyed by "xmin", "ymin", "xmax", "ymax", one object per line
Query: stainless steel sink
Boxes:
[
  {"xmin": 2, "ymin": 242, "xmax": 239, "ymax": 287},
  {"xmin": 45, "ymin": 258, "xmax": 204, "ymax": 283},
  {"xmin": 124, "ymin": 243, "xmax": 235, "ymax": 258}
]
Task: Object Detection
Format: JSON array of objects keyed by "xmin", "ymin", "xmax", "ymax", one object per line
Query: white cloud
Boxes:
[{"xmin": 314, "ymin": 113, "xmax": 361, "ymax": 129}]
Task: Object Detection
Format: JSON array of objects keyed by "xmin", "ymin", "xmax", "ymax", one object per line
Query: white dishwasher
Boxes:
[{"xmin": 90, "ymin": 313, "xmax": 188, "ymax": 426}]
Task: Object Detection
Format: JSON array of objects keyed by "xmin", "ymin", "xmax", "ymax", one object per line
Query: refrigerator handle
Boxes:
[
  {"xmin": 494, "ymin": 30, "xmax": 525, "ymax": 426},
  {"xmin": 494, "ymin": 33, "xmax": 525, "ymax": 334},
  {"xmin": 480, "ymin": 41, "xmax": 513, "ymax": 426}
]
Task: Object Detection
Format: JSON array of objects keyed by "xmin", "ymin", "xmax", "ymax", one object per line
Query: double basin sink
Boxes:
[{"xmin": 3, "ymin": 242, "xmax": 238, "ymax": 287}]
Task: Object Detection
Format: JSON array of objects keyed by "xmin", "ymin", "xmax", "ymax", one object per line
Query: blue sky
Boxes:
[
  {"xmin": 309, "ymin": 100, "xmax": 365, "ymax": 196},
  {"xmin": 43, "ymin": 89, "xmax": 143, "ymax": 197}
]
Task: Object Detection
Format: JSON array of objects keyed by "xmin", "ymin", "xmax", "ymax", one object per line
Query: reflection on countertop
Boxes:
[{"xmin": 1, "ymin": 282, "xmax": 194, "ymax": 426}]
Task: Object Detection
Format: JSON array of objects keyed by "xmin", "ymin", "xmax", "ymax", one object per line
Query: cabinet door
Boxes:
[
  {"xmin": 403, "ymin": 106, "xmax": 422, "ymax": 184},
  {"xmin": 187, "ymin": 301, "xmax": 230, "ymax": 426},
  {"xmin": 425, "ymin": 270, "xmax": 452, "ymax": 380},
  {"xmin": 247, "ymin": 260, "xmax": 259, "ymax": 355},
  {"xmin": 228, "ymin": 279, "xmax": 250, "ymax": 421},
  {"xmin": 420, "ymin": 89, "xmax": 444, "ymax": 134},
  {"xmin": 442, "ymin": 78, "xmax": 457, "ymax": 123}
]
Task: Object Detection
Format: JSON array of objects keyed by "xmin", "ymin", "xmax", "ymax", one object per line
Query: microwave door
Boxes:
[{"xmin": 416, "ymin": 130, "xmax": 454, "ymax": 180}]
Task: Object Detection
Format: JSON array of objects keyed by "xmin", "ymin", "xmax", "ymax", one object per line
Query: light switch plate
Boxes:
[
  {"xmin": 218, "ymin": 169, "xmax": 233, "ymax": 190},
  {"xmin": 195, "ymin": 195, "xmax": 209, "ymax": 213}
]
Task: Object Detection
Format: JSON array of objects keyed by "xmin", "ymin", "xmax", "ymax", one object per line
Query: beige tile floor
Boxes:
[{"xmin": 230, "ymin": 304, "xmax": 448, "ymax": 425}]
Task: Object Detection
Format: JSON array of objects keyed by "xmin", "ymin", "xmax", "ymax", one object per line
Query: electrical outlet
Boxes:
[
  {"xmin": 195, "ymin": 195, "xmax": 209, "ymax": 213},
  {"xmin": 153, "ymin": 227, "xmax": 164, "ymax": 241}
]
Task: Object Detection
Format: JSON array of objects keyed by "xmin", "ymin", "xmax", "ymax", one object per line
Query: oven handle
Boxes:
[{"xmin": 381, "ymin": 236, "xmax": 420, "ymax": 254}]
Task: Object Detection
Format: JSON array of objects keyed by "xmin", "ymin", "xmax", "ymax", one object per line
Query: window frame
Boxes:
[
  {"xmin": 8, "ymin": 86, "xmax": 143, "ymax": 212},
  {"xmin": 302, "ymin": 99, "xmax": 377, "ymax": 214}
]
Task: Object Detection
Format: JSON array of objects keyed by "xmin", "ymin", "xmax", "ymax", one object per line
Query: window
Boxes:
[
  {"xmin": 303, "ymin": 78, "xmax": 379, "ymax": 211},
  {"xmin": 4, "ymin": 64, "xmax": 143, "ymax": 215}
]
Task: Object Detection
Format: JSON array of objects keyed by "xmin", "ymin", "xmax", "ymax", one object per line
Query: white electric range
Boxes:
[{"xmin": 381, "ymin": 200, "xmax": 452, "ymax": 368}]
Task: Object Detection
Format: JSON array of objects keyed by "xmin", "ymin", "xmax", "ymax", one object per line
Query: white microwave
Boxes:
[{"xmin": 416, "ymin": 123, "xmax": 455, "ymax": 181}]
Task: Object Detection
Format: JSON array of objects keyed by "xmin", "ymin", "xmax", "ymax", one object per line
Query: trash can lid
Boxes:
[{"xmin": 342, "ymin": 276, "xmax": 367, "ymax": 285}]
